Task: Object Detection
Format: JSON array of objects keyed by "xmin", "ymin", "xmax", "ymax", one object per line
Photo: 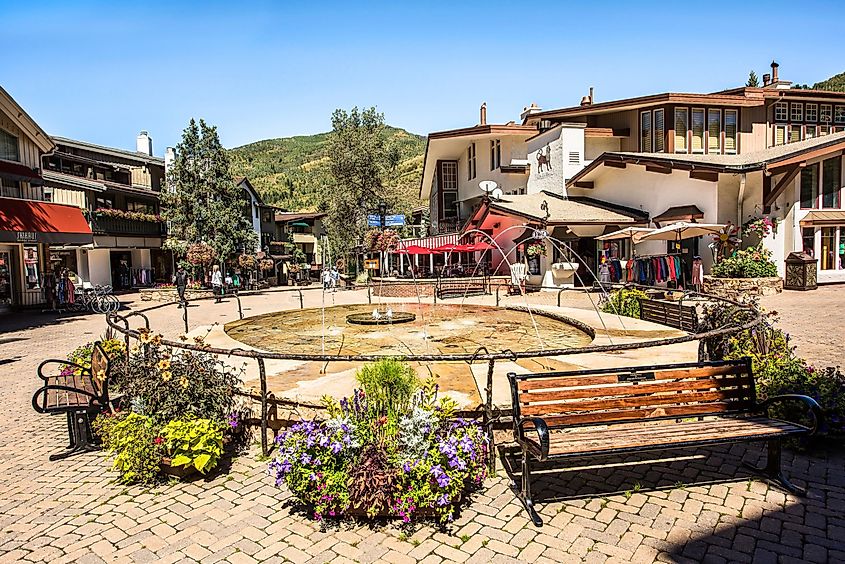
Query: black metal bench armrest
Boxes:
[
  {"xmin": 757, "ymin": 394, "xmax": 823, "ymax": 435},
  {"xmin": 36, "ymin": 359, "xmax": 89, "ymax": 382},
  {"xmin": 517, "ymin": 417, "xmax": 550, "ymax": 461}
]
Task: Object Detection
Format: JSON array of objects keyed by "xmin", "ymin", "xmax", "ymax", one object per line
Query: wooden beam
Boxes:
[
  {"xmin": 767, "ymin": 143, "xmax": 845, "ymax": 173},
  {"xmin": 689, "ymin": 170, "xmax": 719, "ymax": 182},
  {"xmin": 645, "ymin": 165, "xmax": 672, "ymax": 174},
  {"xmin": 605, "ymin": 161, "xmax": 627, "ymax": 169},
  {"xmin": 764, "ymin": 164, "xmax": 803, "ymax": 207},
  {"xmin": 573, "ymin": 181, "xmax": 594, "ymax": 189}
]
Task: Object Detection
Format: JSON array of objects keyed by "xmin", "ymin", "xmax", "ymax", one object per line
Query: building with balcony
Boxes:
[
  {"xmin": 271, "ymin": 211, "xmax": 327, "ymax": 282},
  {"xmin": 43, "ymin": 132, "xmax": 168, "ymax": 289},
  {"xmin": 0, "ymin": 86, "xmax": 93, "ymax": 311}
]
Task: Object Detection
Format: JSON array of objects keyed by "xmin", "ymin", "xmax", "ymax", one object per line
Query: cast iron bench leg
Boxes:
[
  {"xmin": 518, "ymin": 451, "xmax": 543, "ymax": 527},
  {"xmin": 49, "ymin": 410, "xmax": 98, "ymax": 461},
  {"xmin": 743, "ymin": 439, "xmax": 805, "ymax": 496}
]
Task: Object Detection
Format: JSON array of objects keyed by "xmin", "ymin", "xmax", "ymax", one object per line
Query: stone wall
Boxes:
[
  {"xmin": 139, "ymin": 288, "xmax": 215, "ymax": 302},
  {"xmin": 369, "ymin": 276, "xmax": 512, "ymax": 298},
  {"xmin": 703, "ymin": 275, "xmax": 783, "ymax": 299}
]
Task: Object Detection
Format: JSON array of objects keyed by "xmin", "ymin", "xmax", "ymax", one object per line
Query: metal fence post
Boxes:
[
  {"xmin": 557, "ymin": 289, "xmax": 563, "ymax": 308},
  {"xmin": 182, "ymin": 303, "xmax": 188, "ymax": 334},
  {"xmin": 367, "ymin": 284, "xmax": 372, "ymax": 305},
  {"xmin": 298, "ymin": 289, "xmax": 304, "ymax": 309},
  {"xmin": 485, "ymin": 358, "xmax": 496, "ymax": 472},
  {"xmin": 257, "ymin": 357, "xmax": 269, "ymax": 456},
  {"xmin": 236, "ymin": 292, "xmax": 243, "ymax": 320},
  {"xmin": 495, "ymin": 286, "xmax": 500, "ymax": 307}
]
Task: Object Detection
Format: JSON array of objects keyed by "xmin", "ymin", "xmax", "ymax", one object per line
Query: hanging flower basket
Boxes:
[{"xmin": 526, "ymin": 242, "xmax": 546, "ymax": 257}]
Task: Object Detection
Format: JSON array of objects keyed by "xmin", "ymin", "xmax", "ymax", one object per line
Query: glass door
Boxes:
[{"xmin": 0, "ymin": 249, "xmax": 14, "ymax": 308}]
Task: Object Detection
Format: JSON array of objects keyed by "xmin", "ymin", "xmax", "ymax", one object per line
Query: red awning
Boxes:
[
  {"xmin": 434, "ymin": 243, "xmax": 465, "ymax": 253},
  {"xmin": 0, "ymin": 161, "xmax": 43, "ymax": 185},
  {"xmin": 0, "ymin": 197, "xmax": 93, "ymax": 245},
  {"xmin": 395, "ymin": 244, "xmax": 434, "ymax": 255}
]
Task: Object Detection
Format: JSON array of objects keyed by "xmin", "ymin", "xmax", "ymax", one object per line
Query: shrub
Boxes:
[
  {"xmin": 113, "ymin": 331, "xmax": 241, "ymax": 424},
  {"xmin": 601, "ymin": 287, "xmax": 649, "ymax": 319},
  {"xmin": 270, "ymin": 361, "xmax": 487, "ymax": 523},
  {"xmin": 711, "ymin": 247, "xmax": 778, "ymax": 278},
  {"xmin": 161, "ymin": 419, "xmax": 225, "ymax": 474},
  {"xmin": 93, "ymin": 412, "xmax": 162, "ymax": 484},
  {"xmin": 62, "ymin": 338, "xmax": 126, "ymax": 377}
]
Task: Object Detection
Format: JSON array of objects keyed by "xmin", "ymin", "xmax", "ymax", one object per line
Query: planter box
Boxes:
[
  {"xmin": 703, "ymin": 275, "xmax": 783, "ymax": 299},
  {"xmin": 159, "ymin": 457, "xmax": 198, "ymax": 479},
  {"xmin": 140, "ymin": 288, "xmax": 214, "ymax": 302}
]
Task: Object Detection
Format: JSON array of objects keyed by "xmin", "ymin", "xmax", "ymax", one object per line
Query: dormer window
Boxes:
[{"xmin": 0, "ymin": 128, "xmax": 19, "ymax": 162}]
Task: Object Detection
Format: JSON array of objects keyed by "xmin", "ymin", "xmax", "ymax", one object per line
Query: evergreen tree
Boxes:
[
  {"xmin": 746, "ymin": 70, "xmax": 760, "ymax": 87},
  {"xmin": 321, "ymin": 107, "xmax": 400, "ymax": 259},
  {"xmin": 163, "ymin": 119, "xmax": 257, "ymax": 263}
]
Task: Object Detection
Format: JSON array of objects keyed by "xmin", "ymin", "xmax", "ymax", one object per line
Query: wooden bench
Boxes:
[
  {"xmin": 436, "ymin": 277, "xmax": 488, "ymax": 300},
  {"xmin": 507, "ymin": 359, "xmax": 822, "ymax": 526},
  {"xmin": 638, "ymin": 297, "xmax": 698, "ymax": 332},
  {"xmin": 32, "ymin": 342, "xmax": 114, "ymax": 461}
]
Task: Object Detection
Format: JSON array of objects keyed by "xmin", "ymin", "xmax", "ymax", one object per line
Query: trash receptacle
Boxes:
[{"xmin": 784, "ymin": 251, "xmax": 817, "ymax": 291}]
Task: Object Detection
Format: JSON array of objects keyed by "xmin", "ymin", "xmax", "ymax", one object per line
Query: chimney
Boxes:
[
  {"xmin": 589, "ymin": 86, "xmax": 594, "ymax": 104},
  {"xmin": 762, "ymin": 73, "xmax": 771, "ymax": 87},
  {"xmin": 480, "ymin": 102, "xmax": 487, "ymax": 126},
  {"xmin": 136, "ymin": 131, "xmax": 153, "ymax": 156},
  {"xmin": 771, "ymin": 61, "xmax": 779, "ymax": 83},
  {"xmin": 519, "ymin": 102, "xmax": 543, "ymax": 122}
]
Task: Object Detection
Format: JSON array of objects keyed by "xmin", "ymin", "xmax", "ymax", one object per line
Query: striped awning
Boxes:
[
  {"xmin": 399, "ymin": 233, "xmax": 458, "ymax": 250},
  {"xmin": 799, "ymin": 211, "xmax": 845, "ymax": 226}
]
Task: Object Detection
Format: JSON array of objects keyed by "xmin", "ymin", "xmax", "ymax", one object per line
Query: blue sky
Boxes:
[{"xmin": 2, "ymin": 0, "xmax": 842, "ymax": 155}]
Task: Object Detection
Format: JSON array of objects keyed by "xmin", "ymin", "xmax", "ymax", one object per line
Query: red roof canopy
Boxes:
[
  {"xmin": 0, "ymin": 197, "xmax": 93, "ymax": 244},
  {"xmin": 0, "ymin": 161, "xmax": 43, "ymax": 185}
]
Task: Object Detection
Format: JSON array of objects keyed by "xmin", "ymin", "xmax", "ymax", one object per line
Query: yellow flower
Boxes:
[
  {"xmin": 161, "ymin": 370, "xmax": 172, "ymax": 382},
  {"xmin": 157, "ymin": 358, "xmax": 171, "ymax": 371},
  {"xmin": 193, "ymin": 336, "xmax": 205, "ymax": 345},
  {"xmin": 179, "ymin": 376, "xmax": 189, "ymax": 389},
  {"xmin": 138, "ymin": 329, "xmax": 153, "ymax": 344}
]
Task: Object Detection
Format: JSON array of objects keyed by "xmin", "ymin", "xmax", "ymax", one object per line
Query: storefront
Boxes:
[
  {"xmin": 799, "ymin": 211, "xmax": 845, "ymax": 283},
  {"xmin": 0, "ymin": 198, "xmax": 92, "ymax": 310}
]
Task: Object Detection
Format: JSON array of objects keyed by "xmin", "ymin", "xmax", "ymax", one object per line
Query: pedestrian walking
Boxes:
[
  {"xmin": 211, "ymin": 265, "xmax": 223, "ymax": 303},
  {"xmin": 322, "ymin": 268, "xmax": 332, "ymax": 291},
  {"xmin": 174, "ymin": 266, "xmax": 189, "ymax": 308},
  {"xmin": 330, "ymin": 266, "xmax": 339, "ymax": 292}
]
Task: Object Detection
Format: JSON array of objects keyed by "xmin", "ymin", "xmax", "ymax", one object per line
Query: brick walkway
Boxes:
[{"xmin": 1, "ymin": 288, "xmax": 844, "ymax": 563}]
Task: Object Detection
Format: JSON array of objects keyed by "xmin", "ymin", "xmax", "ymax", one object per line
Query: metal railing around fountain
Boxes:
[{"xmin": 104, "ymin": 284, "xmax": 763, "ymax": 468}]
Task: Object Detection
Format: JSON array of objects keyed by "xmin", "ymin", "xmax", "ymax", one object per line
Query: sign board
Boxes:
[
  {"xmin": 384, "ymin": 214, "xmax": 405, "ymax": 227},
  {"xmin": 16, "ymin": 232, "xmax": 37, "ymax": 242},
  {"xmin": 367, "ymin": 214, "xmax": 382, "ymax": 227},
  {"xmin": 364, "ymin": 258, "xmax": 380, "ymax": 270}
]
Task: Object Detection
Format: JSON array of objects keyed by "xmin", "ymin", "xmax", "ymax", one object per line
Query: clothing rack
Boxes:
[{"xmin": 625, "ymin": 253, "xmax": 687, "ymax": 288}]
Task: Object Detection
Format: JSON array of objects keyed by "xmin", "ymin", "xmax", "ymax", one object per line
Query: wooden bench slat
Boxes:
[
  {"xmin": 520, "ymin": 388, "xmax": 753, "ymax": 416},
  {"xmin": 516, "ymin": 364, "xmax": 747, "ymax": 391},
  {"xmin": 519, "ymin": 376, "xmax": 752, "ymax": 403},
  {"xmin": 536, "ymin": 402, "xmax": 744, "ymax": 427}
]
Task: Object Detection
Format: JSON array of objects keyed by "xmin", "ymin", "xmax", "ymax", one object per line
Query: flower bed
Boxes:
[
  {"xmin": 89, "ymin": 331, "xmax": 250, "ymax": 484},
  {"xmin": 93, "ymin": 208, "xmax": 164, "ymax": 223},
  {"xmin": 269, "ymin": 359, "xmax": 488, "ymax": 523}
]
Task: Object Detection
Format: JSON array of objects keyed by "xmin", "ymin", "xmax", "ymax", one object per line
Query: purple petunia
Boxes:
[
  {"xmin": 431, "ymin": 465, "xmax": 450, "ymax": 488},
  {"xmin": 331, "ymin": 442, "xmax": 343, "ymax": 454},
  {"xmin": 436, "ymin": 494, "xmax": 450, "ymax": 506}
]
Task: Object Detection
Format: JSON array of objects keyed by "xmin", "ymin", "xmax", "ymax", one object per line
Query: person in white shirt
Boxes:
[{"xmin": 211, "ymin": 265, "xmax": 223, "ymax": 303}]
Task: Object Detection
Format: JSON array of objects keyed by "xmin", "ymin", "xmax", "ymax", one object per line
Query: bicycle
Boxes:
[{"xmin": 68, "ymin": 285, "xmax": 121, "ymax": 314}]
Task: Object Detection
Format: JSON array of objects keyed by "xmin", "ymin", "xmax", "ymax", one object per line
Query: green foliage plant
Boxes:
[
  {"xmin": 601, "ymin": 287, "xmax": 649, "ymax": 319},
  {"xmin": 93, "ymin": 412, "xmax": 162, "ymax": 485},
  {"xmin": 355, "ymin": 358, "xmax": 418, "ymax": 423},
  {"xmin": 161, "ymin": 419, "xmax": 225, "ymax": 474},
  {"xmin": 711, "ymin": 247, "xmax": 778, "ymax": 278}
]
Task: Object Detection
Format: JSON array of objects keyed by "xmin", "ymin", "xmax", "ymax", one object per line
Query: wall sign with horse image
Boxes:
[{"xmin": 536, "ymin": 144, "xmax": 553, "ymax": 173}]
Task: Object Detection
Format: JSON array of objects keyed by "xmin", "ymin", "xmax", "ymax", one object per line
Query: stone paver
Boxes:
[{"xmin": 0, "ymin": 287, "xmax": 843, "ymax": 562}]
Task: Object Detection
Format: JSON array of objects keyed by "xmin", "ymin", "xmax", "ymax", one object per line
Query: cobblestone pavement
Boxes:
[{"xmin": 1, "ymin": 288, "xmax": 844, "ymax": 563}]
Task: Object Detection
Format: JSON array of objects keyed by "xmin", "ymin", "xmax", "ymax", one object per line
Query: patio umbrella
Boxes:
[
  {"xmin": 434, "ymin": 243, "xmax": 465, "ymax": 253},
  {"xmin": 462, "ymin": 241, "xmax": 496, "ymax": 252},
  {"xmin": 396, "ymin": 245, "xmax": 433, "ymax": 255},
  {"xmin": 596, "ymin": 227, "xmax": 654, "ymax": 241},
  {"xmin": 633, "ymin": 221, "xmax": 726, "ymax": 243},
  {"xmin": 289, "ymin": 221, "xmax": 310, "ymax": 228}
]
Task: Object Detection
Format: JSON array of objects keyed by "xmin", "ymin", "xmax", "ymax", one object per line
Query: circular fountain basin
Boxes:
[
  {"xmin": 224, "ymin": 303, "xmax": 592, "ymax": 357},
  {"xmin": 346, "ymin": 311, "xmax": 416, "ymax": 325}
]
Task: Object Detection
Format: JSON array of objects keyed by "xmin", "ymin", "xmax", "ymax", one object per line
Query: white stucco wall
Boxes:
[
  {"xmin": 526, "ymin": 124, "xmax": 586, "ymax": 196},
  {"xmin": 455, "ymin": 136, "xmax": 530, "ymax": 204}
]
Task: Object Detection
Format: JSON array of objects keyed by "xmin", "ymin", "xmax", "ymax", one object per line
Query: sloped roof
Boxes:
[
  {"xmin": 0, "ymin": 86, "xmax": 54, "ymax": 153},
  {"xmin": 483, "ymin": 191, "xmax": 647, "ymax": 224},
  {"xmin": 52, "ymin": 136, "xmax": 165, "ymax": 166}
]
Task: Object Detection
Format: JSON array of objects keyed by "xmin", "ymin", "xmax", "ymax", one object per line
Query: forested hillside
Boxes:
[{"xmin": 228, "ymin": 126, "xmax": 426, "ymax": 212}]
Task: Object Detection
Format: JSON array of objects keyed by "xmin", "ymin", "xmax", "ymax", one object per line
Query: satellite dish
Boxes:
[
  {"xmin": 478, "ymin": 180, "xmax": 498, "ymax": 194},
  {"xmin": 491, "ymin": 187, "xmax": 504, "ymax": 201}
]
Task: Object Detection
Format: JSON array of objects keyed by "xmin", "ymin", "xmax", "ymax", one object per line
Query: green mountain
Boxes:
[
  {"xmin": 813, "ymin": 71, "xmax": 845, "ymax": 92},
  {"xmin": 228, "ymin": 126, "xmax": 426, "ymax": 212}
]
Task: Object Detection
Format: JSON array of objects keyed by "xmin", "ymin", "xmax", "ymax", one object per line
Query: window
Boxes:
[
  {"xmin": 654, "ymin": 109, "xmax": 665, "ymax": 152},
  {"xmin": 490, "ymin": 139, "xmax": 501, "ymax": 170},
  {"xmin": 440, "ymin": 161, "xmax": 457, "ymax": 190},
  {"xmin": 802, "ymin": 227, "xmax": 815, "ymax": 257},
  {"xmin": 774, "ymin": 102, "xmax": 788, "ymax": 122},
  {"xmin": 23, "ymin": 245, "xmax": 41, "ymax": 290},
  {"xmin": 788, "ymin": 125, "xmax": 802, "ymax": 144},
  {"xmin": 821, "ymin": 125, "xmax": 831, "ymax": 136},
  {"xmin": 821, "ymin": 104, "xmax": 833, "ymax": 123},
  {"xmin": 674, "ymin": 108, "xmax": 688, "ymax": 152},
  {"xmin": 0, "ymin": 178, "xmax": 21, "ymax": 198},
  {"xmin": 568, "ymin": 152, "xmax": 580, "ymax": 164},
  {"xmin": 707, "ymin": 109, "xmax": 721, "ymax": 153},
  {"xmin": 467, "ymin": 143, "xmax": 477, "ymax": 180},
  {"xmin": 724, "ymin": 110, "xmax": 738, "ymax": 154},
  {"xmin": 800, "ymin": 163, "xmax": 818, "ymax": 208},
  {"xmin": 836, "ymin": 106, "xmax": 845, "ymax": 124},
  {"xmin": 640, "ymin": 111, "xmax": 652, "ymax": 152},
  {"xmin": 822, "ymin": 156, "xmax": 841, "ymax": 209},
  {"xmin": 442, "ymin": 192, "xmax": 458, "ymax": 218},
  {"xmin": 774, "ymin": 125, "xmax": 786, "ymax": 146},
  {"xmin": 806, "ymin": 125, "xmax": 817, "ymax": 139},
  {"xmin": 95, "ymin": 196, "xmax": 114, "ymax": 209},
  {"xmin": 0, "ymin": 128, "xmax": 19, "ymax": 162},
  {"xmin": 127, "ymin": 200, "xmax": 155, "ymax": 213},
  {"xmin": 806, "ymin": 103, "xmax": 818, "ymax": 122},
  {"xmin": 790, "ymin": 103, "xmax": 803, "ymax": 122},
  {"xmin": 691, "ymin": 108, "xmax": 705, "ymax": 153}
]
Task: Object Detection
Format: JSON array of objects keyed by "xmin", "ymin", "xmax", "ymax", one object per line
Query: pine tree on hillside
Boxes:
[
  {"xmin": 163, "ymin": 119, "xmax": 257, "ymax": 264},
  {"xmin": 747, "ymin": 71, "xmax": 759, "ymax": 87},
  {"xmin": 813, "ymin": 71, "xmax": 845, "ymax": 92}
]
